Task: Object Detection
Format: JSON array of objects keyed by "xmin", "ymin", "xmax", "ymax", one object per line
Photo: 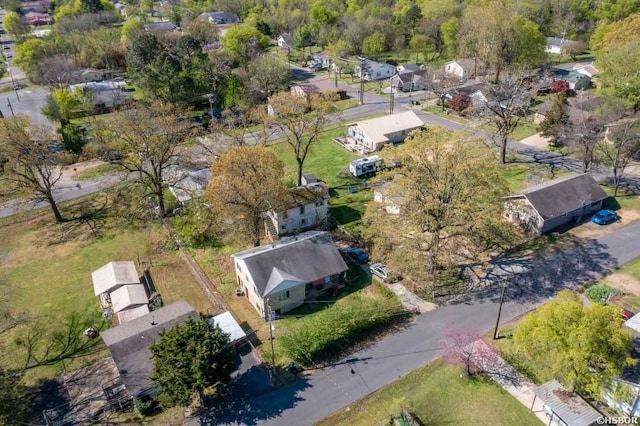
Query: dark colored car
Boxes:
[
  {"xmin": 345, "ymin": 247, "xmax": 369, "ymax": 264},
  {"xmin": 591, "ymin": 209, "xmax": 618, "ymax": 225}
]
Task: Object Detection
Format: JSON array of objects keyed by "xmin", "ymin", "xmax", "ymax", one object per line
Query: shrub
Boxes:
[
  {"xmin": 585, "ymin": 283, "xmax": 619, "ymax": 303},
  {"xmin": 133, "ymin": 397, "xmax": 154, "ymax": 416},
  {"xmin": 550, "ymin": 79, "xmax": 570, "ymax": 94},
  {"xmin": 280, "ymin": 296, "xmax": 407, "ymax": 365},
  {"xmin": 447, "ymin": 95, "xmax": 471, "ymax": 112}
]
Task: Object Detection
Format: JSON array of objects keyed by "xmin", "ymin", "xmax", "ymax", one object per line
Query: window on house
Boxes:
[
  {"xmin": 300, "ymin": 206, "xmax": 305, "ymax": 215},
  {"xmin": 301, "ymin": 219, "xmax": 306, "ymax": 225},
  {"xmin": 281, "ymin": 225, "xmax": 286, "ymax": 230},
  {"xmin": 278, "ymin": 290, "xmax": 290, "ymax": 301}
]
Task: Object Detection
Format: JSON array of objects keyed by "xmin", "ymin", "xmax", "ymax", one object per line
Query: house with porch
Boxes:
[
  {"xmin": 199, "ymin": 11, "xmax": 239, "ymax": 24},
  {"xmin": 264, "ymin": 183, "xmax": 329, "ymax": 238},
  {"xmin": 355, "ymin": 59, "xmax": 396, "ymax": 81},
  {"xmin": 389, "ymin": 69, "xmax": 427, "ymax": 93},
  {"xmin": 545, "ymin": 37, "xmax": 581, "ymax": 55},
  {"xmin": 232, "ymin": 231, "xmax": 348, "ymax": 318},
  {"xmin": 347, "ymin": 111, "xmax": 424, "ymax": 152},
  {"xmin": 503, "ymin": 173, "xmax": 609, "ymax": 234},
  {"xmin": 277, "ymin": 33, "xmax": 293, "ymax": 49}
]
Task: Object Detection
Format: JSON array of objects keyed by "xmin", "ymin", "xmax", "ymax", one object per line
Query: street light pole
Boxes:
[
  {"xmin": 267, "ymin": 304, "xmax": 276, "ymax": 379},
  {"xmin": 7, "ymin": 98, "xmax": 14, "ymax": 116},
  {"xmin": 8, "ymin": 68, "xmax": 20, "ymax": 102}
]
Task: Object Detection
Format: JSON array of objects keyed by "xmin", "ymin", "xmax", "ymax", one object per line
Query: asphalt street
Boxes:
[{"xmin": 204, "ymin": 220, "xmax": 640, "ymax": 426}]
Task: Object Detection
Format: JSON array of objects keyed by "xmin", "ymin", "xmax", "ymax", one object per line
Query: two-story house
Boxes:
[{"xmin": 264, "ymin": 183, "xmax": 329, "ymax": 238}]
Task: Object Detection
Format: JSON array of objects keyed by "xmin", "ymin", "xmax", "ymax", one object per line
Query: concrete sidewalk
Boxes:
[{"xmin": 470, "ymin": 339, "xmax": 547, "ymax": 424}]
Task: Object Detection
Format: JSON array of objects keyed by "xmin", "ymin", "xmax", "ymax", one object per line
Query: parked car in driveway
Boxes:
[
  {"xmin": 370, "ymin": 263, "xmax": 396, "ymax": 282},
  {"xmin": 591, "ymin": 209, "xmax": 618, "ymax": 225},
  {"xmin": 344, "ymin": 247, "xmax": 369, "ymax": 264}
]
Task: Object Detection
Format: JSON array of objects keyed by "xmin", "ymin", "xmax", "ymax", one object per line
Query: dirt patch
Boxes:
[
  {"xmin": 603, "ymin": 273, "xmax": 640, "ymax": 297},
  {"xmin": 569, "ymin": 208, "xmax": 640, "ymax": 239}
]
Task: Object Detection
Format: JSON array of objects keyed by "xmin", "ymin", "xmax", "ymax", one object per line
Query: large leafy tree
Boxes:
[
  {"xmin": 221, "ymin": 24, "xmax": 269, "ymax": 64},
  {"xmin": 2, "ymin": 11, "xmax": 26, "ymax": 38},
  {"xmin": 206, "ymin": 146, "xmax": 287, "ymax": 246},
  {"xmin": 246, "ymin": 54, "xmax": 288, "ymax": 100},
  {"xmin": 150, "ymin": 316, "xmax": 236, "ymax": 408},
  {"xmin": 513, "ymin": 290, "xmax": 635, "ymax": 398},
  {"xmin": 364, "ymin": 128, "xmax": 517, "ymax": 298},
  {"xmin": 0, "ymin": 117, "xmax": 65, "ymax": 222},
  {"xmin": 268, "ymin": 92, "xmax": 338, "ymax": 186},
  {"xmin": 458, "ymin": 0, "xmax": 546, "ymax": 82}
]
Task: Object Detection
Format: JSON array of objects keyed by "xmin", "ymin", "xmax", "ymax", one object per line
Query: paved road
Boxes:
[
  {"xmin": 0, "ymin": 174, "xmax": 125, "ymax": 218},
  {"xmin": 202, "ymin": 220, "xmax": 640, "ymax": 426}
]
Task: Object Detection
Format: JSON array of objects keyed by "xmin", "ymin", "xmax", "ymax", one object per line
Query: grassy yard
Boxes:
[
  {"xmin": 317, "ymin": 359, "xmax": 541, "ymax": 426},
  {"xmin": 501, "ymin": 162, "xmax": 570, "ymax": 192},
  {"xmin": 72, "ymin": 162, "xmax": 122, "ymax": 181},
  {"xmin": 0, "ymin": 191, "xmax": 211, "ymax": 383},
  {"xmin": 421, "ymin": 104, "xmax": 470, "ymax": 124},
  {"xmin": 268, "ymin": 126, "xmax": 359, "ymax": 188},
  {"xmin": 510, "ymin": 117, "xmax": 539, "ymax": 141}
]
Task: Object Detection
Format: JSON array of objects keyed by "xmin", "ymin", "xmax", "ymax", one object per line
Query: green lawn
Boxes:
[
  {"xmin": 510, "ymin": 117, "xmax": 539, "ymax": 141},
  {"xmin": 0, "ymin": 190, "xmax": 212, "ymax": 382},
  {"xmin": 317, "ymin": 359, "xmax": 541, "ymax": 426},
  {"xmin": 268, "ymin": 126, "xmax": 359, "ymax": 188}
]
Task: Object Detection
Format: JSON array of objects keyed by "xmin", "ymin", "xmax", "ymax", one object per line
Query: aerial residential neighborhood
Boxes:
[{"xmin": 0, "ymin": 0, "xmax": 640, "ymax": 425}]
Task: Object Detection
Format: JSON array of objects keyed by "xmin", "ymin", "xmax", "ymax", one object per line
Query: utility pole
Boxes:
[
  {"xmin": 8, "ymin": 68, "xmax": 19, "ymax": 101},
  {"xmin": 267, "ymin": 304, "xmax": 276, "ymax": 379},
  {"xmin": 334, "ymin": 65, "xmax": 338, "ymax": 88},
  {"xmin": 493, "ymin": 284, "xmax": 506, "ymax": 340},
  {"xmin": 7, "ymin": 98, "xmax": 14, "ymax": 116},
  {"xmin": 389, "ymin": 89, "xmax": 394, "ymax": 114},
  {"xmin": 207, "ymin": 94, "xmax": 213, "ymax": 118}
]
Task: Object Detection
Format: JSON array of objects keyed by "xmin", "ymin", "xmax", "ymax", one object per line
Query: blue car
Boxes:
[
  {"xmin": 591, "ymin": 209, "xmax": 618, "ymax": 225},
  {"xmin": 345, "ymin": 248, "xmax": 369, "ymax": 264}
]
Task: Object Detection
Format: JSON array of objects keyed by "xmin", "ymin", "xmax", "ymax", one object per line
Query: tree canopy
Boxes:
[
  {"xmin": 513, "ymin": 290, "xmax": 635, "ymax": 398},
  {"xmin": 206, "ymin": 146, "xmax": 287, "ymax": 246},
  {"xmin": 150, "ymin": 316, "xmax": 236, "ymax": 408}
]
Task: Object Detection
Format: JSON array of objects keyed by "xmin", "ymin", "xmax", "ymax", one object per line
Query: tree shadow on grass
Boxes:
[
  {"xmin": 452, "ymin": 238, "xmax": 618, "ymax": 306},
  {"xmin": 330, "ymin": 205, "xmax": 362, "ymax": 225}
]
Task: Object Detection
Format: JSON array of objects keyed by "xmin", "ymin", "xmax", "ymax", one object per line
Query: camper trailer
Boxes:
[{"xmin": 349, "ymin": 156, "xmax": 385, "ymax": 177}]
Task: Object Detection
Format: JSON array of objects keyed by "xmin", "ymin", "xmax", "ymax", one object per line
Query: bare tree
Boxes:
[
  {"xmin": 482, "ymin": 76, "xmax": 530, "ymax": 164},
  {"xmin": 0, "ymin": 117, "xmax": 66, "ymax": 222},
  {"xmin": 566, "ymin": 114, "xmax": 606, "ymax": 173},
  {"xmin": 207, "ymin": 106, "xmax": 276, "ymax": 147},
  {"xmin": 599, "ymin": 118, "xmax": 640, "ymax": 196},
  {"xmin": 269, "ymin": 92, "xmax": 339, "ymax": 186},
  {"xmin": 246, "ymin": 55, "xmax": 289, "ymax": 100},
  {"xmin": 91, "ymin": 102, "xmax": 197, "ymax": 218},
  {"xmin": 423, "ymin": 68, "xmax": 463, "ymax": 111}
]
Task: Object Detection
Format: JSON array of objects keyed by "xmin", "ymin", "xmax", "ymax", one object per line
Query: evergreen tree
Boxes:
[
  {"xmin": 538, "ymin": 94, "xmax": 570, "ymax": 146},
  {"xmin": 150, "ymin": 316, "xmax": 236, "ymax": 408}
]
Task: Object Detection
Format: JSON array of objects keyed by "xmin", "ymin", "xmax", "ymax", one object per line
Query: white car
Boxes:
[{"xmin": 369, "ymin": 263, "xmax": 393, "ymax": 281}]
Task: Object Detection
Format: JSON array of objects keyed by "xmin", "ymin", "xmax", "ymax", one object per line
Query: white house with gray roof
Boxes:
[
  {"xmin": 232, "ymin": 231, "xmax": 348, "ymax": 318},
  {"xmin": 348, "ymin": 111, "xmax": 424, "ymax": 152},
  {"xmin": 534, "ymin": 380, "xmax": 603, "ymax": 426},
  {"xmin": 503, "ymin": 173, "xmax": 609, "ymax": 234}
]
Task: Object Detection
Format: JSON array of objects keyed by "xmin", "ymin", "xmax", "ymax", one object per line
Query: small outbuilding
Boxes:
[
  {"xmin": 208, "ymin": 311, "xmax": 247, "ymax": 344},
  {"xmin": 92, "ymin": 261, "xmax": 140, "ymax": 296},
  {"xmin": 533, "ymin": 379, "xmax": 603, "ymax": 426},
  {"xmin": 503, "ymin": 173, "xmax": 609, "ymax": 234}
]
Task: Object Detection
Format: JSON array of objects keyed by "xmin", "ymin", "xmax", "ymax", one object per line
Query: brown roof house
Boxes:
[
  {"xmin": 503, "ymin": 173, "xmax": 609, "ymax": 234},
  {"xmin": 232, "ymin": 231, "xmax": 348, "ymax": 319},
  {"xmin": 290, "ymin": 79, "xmax": 346, "ymax": 100}
]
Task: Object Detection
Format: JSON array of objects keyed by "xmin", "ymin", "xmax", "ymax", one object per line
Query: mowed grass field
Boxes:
[
  {"xmin": 317, "ymin": 359, "xmax": 541, "ymax": 426},
  {"xmin": 0, "ymin": 194, "xmax": 211, "ymax": 383}
]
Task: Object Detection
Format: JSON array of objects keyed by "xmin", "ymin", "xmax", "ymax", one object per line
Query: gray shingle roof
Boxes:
[
  {"xmin": 535, "ymin": 380, "xmax": 603, "ymax": 426},
  {"xmin": 232, "ymin": 231, "xmax": 348, "ymax": 297},
  {"xmin": 515, "ymin": 173, "xmax": 608, "ymax": 220},
  {"xmin": 101, "ymin": 300, "xmax": 198, "ymax": 398}
]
